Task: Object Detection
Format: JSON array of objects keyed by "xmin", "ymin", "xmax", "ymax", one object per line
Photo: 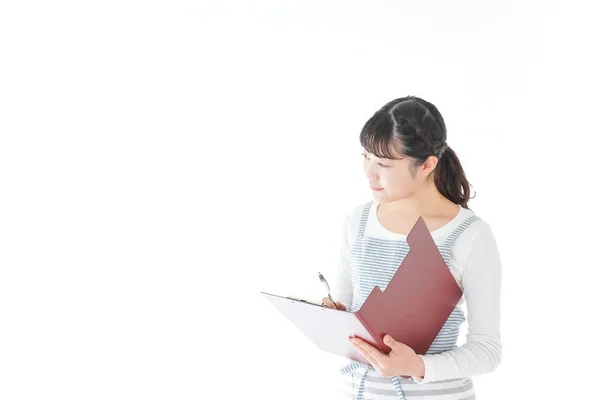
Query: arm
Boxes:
[
  {"xmin": 330, "ymin": 211, "xmax": 354, "ymax": 309},
  {"xmin": 411, "ymin": 222, "xmax": 503, "ymax": 383}
]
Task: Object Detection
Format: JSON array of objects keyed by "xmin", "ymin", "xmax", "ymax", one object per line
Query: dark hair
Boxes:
[{"xmin": 359, "ymin": 96, "xmax": 473, "ymax": 208}]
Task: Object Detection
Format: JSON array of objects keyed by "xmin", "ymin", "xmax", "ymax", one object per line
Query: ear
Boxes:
[{"xmin": 421, "ymin": 155, "xmax": 439, "ymax": 177}]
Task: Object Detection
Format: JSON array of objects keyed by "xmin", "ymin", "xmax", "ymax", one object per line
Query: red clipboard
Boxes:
[{"xmin": 261, "ymin": 216, "xmax": 463, "ymax": 363}]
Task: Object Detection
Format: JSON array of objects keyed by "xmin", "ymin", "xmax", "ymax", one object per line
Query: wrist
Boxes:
[{"xmin": 408, "ymin": 354, "xmax": 425, "ymax": 378}]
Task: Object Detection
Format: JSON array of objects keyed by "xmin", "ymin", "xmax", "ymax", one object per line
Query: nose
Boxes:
[
  {"xmin": 365, "ymin": 162, "xmax": 379, "ymax": 182},
  {"xmin": 367, "ymin": 174, "xmax": 379, "ymax": 186}
]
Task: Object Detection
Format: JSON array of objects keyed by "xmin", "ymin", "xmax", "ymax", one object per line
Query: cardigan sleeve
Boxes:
[
  {"xmin": 411, "ymin": 221, "xmax": 503, "ymax": 383},
  {"xmin": 330, "ymin": 209, "xmax": 355, "ymax": 309}
]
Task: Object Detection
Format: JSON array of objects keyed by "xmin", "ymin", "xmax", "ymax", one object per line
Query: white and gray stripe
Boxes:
[{"xmin": 340, "ymin": 371, "xmax": 476, "ymax": 400}]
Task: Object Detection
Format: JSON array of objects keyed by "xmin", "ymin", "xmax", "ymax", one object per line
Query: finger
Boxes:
[
  {"xmin": 383, "ymin": 335, "xmax": 412, "ymax": 357},
  {"xmin": 383, "ymin": 335, "xmax": 398, "ymax": 350},
  {"xmin": 335, "ymin": 301, "xmax": 347, "ymax": 311},
  {"xmin": 321, "ymin": 297, "xmax": 336, "ymax": 309},
  {"xmin": 350, "ymin": 337, "xmax": 387, "ymax": 369},
  {"xmin": 352, "ymin": 342, "xmax": 387, "ymax": 374},
  {"xmin": 351, "ymin": 340, "xmax": 378, "ymax": 366}
]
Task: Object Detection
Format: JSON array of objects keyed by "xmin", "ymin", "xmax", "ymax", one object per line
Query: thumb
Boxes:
[{"xmin": 384, "ymin": 335, "xmax": 397, "ymax": 347}]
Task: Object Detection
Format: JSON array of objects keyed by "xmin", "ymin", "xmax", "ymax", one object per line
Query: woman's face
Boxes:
[{"xmin": 362, "ymin": 148, "xmax": 426, "ymax": 202}]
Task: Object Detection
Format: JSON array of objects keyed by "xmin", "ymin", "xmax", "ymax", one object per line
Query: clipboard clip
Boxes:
[{"xmin": 286, "ymin": 296, "xmax": 326, "ymax": 307}]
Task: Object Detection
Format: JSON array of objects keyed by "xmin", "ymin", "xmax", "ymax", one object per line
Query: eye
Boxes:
[{"xmin": 362, "ymin": 153, "xmax": 389, "ymax": 168}]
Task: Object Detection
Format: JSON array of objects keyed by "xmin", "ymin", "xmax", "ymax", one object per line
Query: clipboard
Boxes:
[
  {"xmin": 260, "ymin": 292, "xmax": 377, "ymax": 365},
  {"xmin": 261, "ymin": 216, "xmax": 463, "ymax": 364}
]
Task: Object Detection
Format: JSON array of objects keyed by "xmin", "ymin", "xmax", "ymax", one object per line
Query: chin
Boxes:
[{"xmin": 375, "ymin": 193, "xmax": 403, "ymax": 203}]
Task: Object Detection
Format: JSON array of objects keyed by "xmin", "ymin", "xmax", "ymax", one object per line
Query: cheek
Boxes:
[
  {"xmin": 379, "ymin": 172, "xmax": 397, "ymax": 191},
  {"xmin": 382, "ymin": 170, "xmax": 412, "ymax": 192}
]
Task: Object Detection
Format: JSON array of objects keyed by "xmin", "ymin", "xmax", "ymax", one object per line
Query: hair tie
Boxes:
[{"xmin": 439, "ymin": 142, "xmax": 448, "ymax": 155}]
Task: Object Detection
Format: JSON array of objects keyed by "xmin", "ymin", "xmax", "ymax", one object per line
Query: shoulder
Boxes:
[
  {"xmin": 342, "ymin": 200, "xmax": 372, "ymax": 225},
  {"xmin": 340, "ymin": 200, "xmax": 373, "ymax": 245},
  {"xmin": 451, "ymin": 209, "xmax": 500, "ymax": 264},
  {"xmin": 460, "ymin": 210, "xmax": 496, "ymax": 243}
]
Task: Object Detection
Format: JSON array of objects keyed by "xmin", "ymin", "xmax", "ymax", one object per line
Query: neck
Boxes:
[{"xmin": 382, "ymin": 181, "xmax": 453, "ymax": 216}]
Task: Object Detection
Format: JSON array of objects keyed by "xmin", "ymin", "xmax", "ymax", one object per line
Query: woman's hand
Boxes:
[
  {"xmin": 350, "ymin": 335, "xmax": 425, "ymax": 378},
  {"xmin": 321, "ymin": 297, "xmax": 347, "ymax": 310}
]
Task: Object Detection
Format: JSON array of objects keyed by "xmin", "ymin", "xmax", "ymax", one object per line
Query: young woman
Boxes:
[{"xmin": 322, "ymin": 96, "xmax": 502, "ymax": 400}]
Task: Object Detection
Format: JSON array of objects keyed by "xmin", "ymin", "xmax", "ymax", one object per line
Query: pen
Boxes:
[{"xmin": 318, "ymin": 272, "xmax": 339, "ymax": 309}]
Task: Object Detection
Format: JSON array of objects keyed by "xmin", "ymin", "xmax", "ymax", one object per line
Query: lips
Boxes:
[{"xmin": 370, "ymin": 186, "xmax": 383, "ymax": 191}]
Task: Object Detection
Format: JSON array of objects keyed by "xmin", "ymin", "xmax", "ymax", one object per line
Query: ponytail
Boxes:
[{"xmin": 433, "ymin": 146, "xmax": 472, "ymax": 209}]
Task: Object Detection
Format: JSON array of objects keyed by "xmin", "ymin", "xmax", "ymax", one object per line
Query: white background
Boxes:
[{"xmin": 1, "ymin": 1, "xmax": 599, "ymax": 399}]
